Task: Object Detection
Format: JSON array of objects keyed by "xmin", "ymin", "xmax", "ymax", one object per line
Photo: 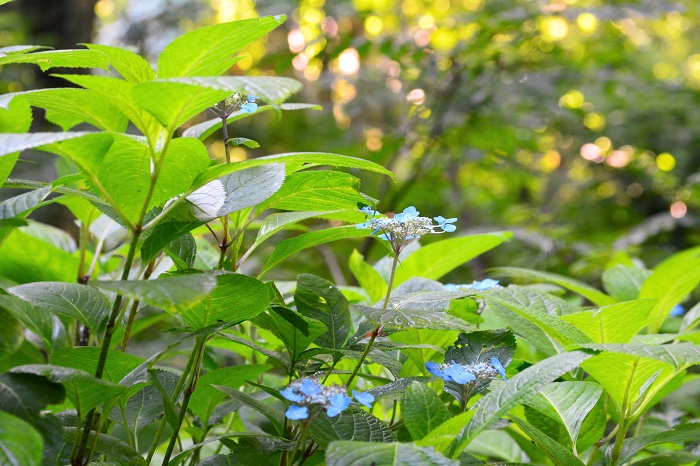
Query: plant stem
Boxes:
[
  {"xmin": 161, "ymin": 336, "xmax": 208, "ymax": 466},
  {"xmin": 72, "ymin": 227, "xmax": 142, "ymax": 466},
  {"xmin": 346, "ymin": 255, "xmax": 399, "ymax": 387},
  {"xmin": 120, "ymin": 260, "xmax": 155, "ymax": 351}
]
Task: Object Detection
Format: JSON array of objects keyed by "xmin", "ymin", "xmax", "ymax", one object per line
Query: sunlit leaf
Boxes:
[
  {"xmin": 402, "ymin": 382, "xmax": 450, "ymax": 440},
  {"xmin": 561, "ymin": 299, "xmax": 656, "ymax": 343},
  {"xmin": 326, "ymin": 441, "xmax": 457, "ymax": 466}
]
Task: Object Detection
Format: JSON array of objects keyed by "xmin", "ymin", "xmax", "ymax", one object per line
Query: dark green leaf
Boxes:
[
  {"xmin": 509, "ymin": 416, "xmax": 585, "ymax": 466},
  {"xmin": 616, "ymin": 422, "xmax": 700, "ymax": 464},
  {"xmin": 62, "ymin": 426, "xmax": 146, "ymax": 466},
  {"xmin": 110, "ymin": 369, "xmax": 180, "ymax": 433},
  {"xmin": 0, "ymin": 411, "xmax": 44, "ymax": 466},
  {"xmin": 252, "ymin": 309, "xmax": 327, "ymax": 361},
  {"xmin": 164, "ymin": 232, "xmax": 197, "ymax": 270},
  {"xmin": 0, "ymin": 292, "xmax": 58, "ymax": 349},
  {"xmin": 402, "ymin": 382, "xmax": 450, "ymax": 440},
  {"xmin": 0, "ymin": 372, "xmax": 65, "ymax": 421},
  {"xmin": 445, "ymin": 329, "xmax": 515, "ymax": 367},
  {"xmin": 50, "ymin": 347, "xmax": 143, "ymax": 383},
  {"xmin": 157, "ymin": 16, "xmax": 286, "ymax": 78},
  {"xmin": 309, "ymin": 407, "xmax": 395, "ymax": 448},
  {"xmin": 365, "ymin": 376, "xmax": 434, "ymax": 401},
  {"xmin": 326, "ymin": 441, "xmax": 458, "ymax": 466},
  {"xmin": 92, "ymin": 273, "xmax": 217, "ymax": 314},
  {"xmin": 0, "ymin": 307, "xmax": 23, "ymax": 356},
  {"xmin": 212, "ymin": 385, "xmax": 284, "ymax": 434},
  {"xmin": 8, "ymin": 281, "xmax": 110, "ymax": 333},
  {"xmin": 141, "ymin": 221, "xmax": 201, "ymax": 265},
  {"xmin": 294, "ymin": 274, "xmax": 352, "ymax": 349}
]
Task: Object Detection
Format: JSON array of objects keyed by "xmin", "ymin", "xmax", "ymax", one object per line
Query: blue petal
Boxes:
[
  {"xmin": 440, "ymin": 224, "xmax": 457, "ymax": 232},
  {"xmin": 442, "ymin": 363, "xmax": 475, "ymax": 384},
  {"xmin": 300, "ymin": 379, "xmax": 321, "ymax": 397},
  {"xmin": 240, "ymin": 102, "xmax": 258, "ymax": 113},
  {"xmin": 247, "ymin": 94, "xmax": 259, "ymax": 102},
  {"xmin": 280, "ymin": 387, "xmax": 304, "ymax": 403},
  {"xmin": 285, "ymin": 405, "xmax": 308, "ymax": 420},
  {"xmin": 491, "ymin": 357, "xmax": 507, "ymax": 380},
  {"xmin": 352, "ymin": 390, "xmax": 375, "ymax": 408},
  {"xmin": 470, "ymin": 279, "xmax": 499, "ymax": 291},
  {"xmin": 403, "ymin": 206, "xmax": 418, "ymax": 217},
  {"xmin": 330, "ymin": 393, "xmax": 351, "ymax": 411},
  {"xmin": 670, "ymin": 304, "xmax": 685, "ymax": 317},
  {"xmin": 425, "ymin": 361, "xmax": 451, "ymax": 381},
  {"xmin": 444, "ymin": 284, "xmax": 458, "ymax": 291}
]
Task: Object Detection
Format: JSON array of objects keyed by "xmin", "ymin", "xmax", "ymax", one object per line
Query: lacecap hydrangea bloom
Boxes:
[
  {"xmin": 280, "ymin": 378, "xmax": 375, "ymax": 420},
  {"xmin": 426, "ymin": 356, "xmax": 508, "ymax": 384},
  {"xmin": 356, "ymin": 206, "xmax": 457, "ymax": 254},
  {"xmin": 444, "ymin": 279, "xmax": 501, "ymax": 292}
]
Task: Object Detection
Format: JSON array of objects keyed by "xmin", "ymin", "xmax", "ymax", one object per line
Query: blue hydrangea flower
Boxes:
[
  {"xmin": 352, "ymin": 390, "xmax": 375, "ymax": 408},
  {"xmin": 285, "ymin": 405, "xmax": 308, "ymax": 420},
  {"xmin": 434, "ymin": 216, "xmax": 457, "ymax": 232},
  {"xmin": 442, "ymin": 361, "xmax": 476, "ymax": 384},
  {"xmin": 280, "ymin": 387, "xmax": 304, "ymax": 403},
  {"xmin": 670, "ymin": 304, "xmax": 685, "ymax": 317},
  {"xmin": 327, "ymin": 393, "xmax": 352, "ymax": 417},
  {"xmin": 491, "ymin": 357, "xmax": 507, "ymax": 380}
]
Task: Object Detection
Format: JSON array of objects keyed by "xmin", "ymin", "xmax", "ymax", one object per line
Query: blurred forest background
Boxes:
[{"xmin": 2, "ymin": 0, "xmax": 698, "ymax": 285}]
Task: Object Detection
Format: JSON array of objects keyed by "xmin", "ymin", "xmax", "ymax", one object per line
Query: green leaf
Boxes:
[
  {"xmin": 325, "ymin": 441, "xmax": 457, "ymax": 466},
  {"xmin": 167, "ymin": 76, "xmax": 302, "ymax": 106},
  {"xmin": 50, "ymin": 347, "xmax": 143, "ymax": 383},
  {"xmin": 252, "ymin": 309, "xmax": 327, "ymax": 361},
  {"xmin": 0, "ymin": 307, "xmax": 23, "ymax": 356},
  {"xmin": 401, "ymin": 382, "xmax": 450, "ymax": 440},
  {"xmin": 294, "ymin": 274, "xmax": 352, "ymax": 349},
  {"xmin": 308, "ymin": 407, "xmax": 395, "ymax": 448},
  {"xmin": 92, "ymin": 273, "xmax": 217, "ymax": 314},
  {"xmin": 508, "ymin": 416, "xmax": 585, "ymax": 466},
  {"xmin": 171, "ymin": 164, "xmax": 285, "ymax": 222},
  {"xmin": 0, "ymin": 411, "xmax": 44, "ymax": 466},
  {"xmin": 10, "ymin": 364, "xmax": 125, "ymax": 414},
  {"xmin": 110, "ymin": 369, "xmax": 180, "ymax": 433},
  {"xmin": 0, "ymin": 187, "xmax": 51, "ymax": 220},
  {"xmin": 349, "ymin": 250, "xmax": 387, "ymax": 303},
  {"xmin": 259, "ymin": 170, "xmax": 365, "ymax": 214},
  {"xmin": 0, "ymin": 131, "xmax": 93, "ymax": 158},
  {"xmin": 183, "ymin": 103, "xmax": 321, "ymax": 140},
  {"xmin": 8, "ymin": 281, "xmax": 111, "ymax": 333},
  {"xmin": 0, "ymin": 91, "xmax": 32, "ymax": 138},
  {"xmin": 491, "ymin": 266, "xmax": 617, "ymax": 306},
  {"xmin": 189, "ymin": 364, "xmax": 271, "ymax": 425},
  {"xmin": 353, "ymin": 303, "xmax": 475, "ymax": 333},
  {"xmin": 157, "ymin": 16, "xmax": 285, "ymax": 78},
  {"xmin": 22, "ymin": 88, "xmax": 128, "ymax": 132},
  {"xmin": 579, "ymin": 351, "xmax": 674, "ymax": 414},
  {"xmin": 165, "ymin": 233, "xmax": 197, "ymax": 270},
  {"xmin": 179, "ymin": 273, "xmax": 269, "ymax": 330},
  {"xmin": 151, "ymin": 137, "xmax": 212, "ymax": 209},
  {"xmin": 485, "ymin": 286, "xmax": 592, "ymax": 347},
  {"xmin": 393, "ymin": 232, "xmax": 512, "ymax": 287},
  {"xmin": 132, "ymin": 81, "xmax": 230, "ymax": 129},
  {"xmin": 255, "ymin": 210, "xmax": 335, "ymax": 245},
  {"xmin": 602, "ymin": 265, "xmax": 650, "ymax": 301},
  {"xmin": 0, "ymin": 373, "xmax": 66, "ymax": 422},
  {"xmin": 231, "ymin": 137, "xmax": 259, "ymax": 148},
  {"xmin": 0, "ymin": 294, "xmax": 57, "ymax": 349},
  {"xmin": 464, "ymin": 430, "xmax": 523, "ymax": 463},
  {"xmin": 84, "ymin": 43, "xmax": 156, "ymax": 83},
  {"xmin": 0, "ymin": 49, "xmax": 109, "ymax": 71},
  {"xmin": 616, "ymin": 422, "xmax": 700, "ymax": 464},
  {"xmin": 450, "ymin": 351, "xmax": 593, "ymax": 455},
  {"xmin": 561, "ymin": 299, "xmax": 656, "ymax": 343},
  {"xmin": 640, "ymin": 245, "xmax": 700, "ymax": 331},
  {"xmin": 193, "ymin": 152, "xmax": 395, "ymax": 188},
  {"xmin": 577, "ymin": 343, "xmax": 700, "ymax": 370},
  {"xmin": 141, "ymin": 222, "xmax": 201, "ymax": 265},
  {"xmin": 524, "ymin": 381, "xmax": 603, "ymax": 447},
  {"xmin": 212, "ymin": 385, "xmax": 283, "ymax": 434},
  {"xmin": 261, "ymin": 226, "xmax": 370, "ymax": 277}
]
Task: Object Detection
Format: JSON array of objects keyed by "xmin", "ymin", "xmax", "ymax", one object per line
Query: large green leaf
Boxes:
[
  {"xmin": 602, "ymin": 265, "xmax": 650, "ymax": 301},
  {"xmin": 640, "ymin": 245, "xmax": 700, "ymax": 331},
  {"xmin": 132, "ymin": 81, "xmax": 230, "ymax": 129},
  {"xmin": 393, "ymin": 232, "xmax": 511, "ymax": 287},
  {"xmin": 508, "ymin": 416, "xmax": 585, "ymax": 466},
  {"xmin": 183, "ymin": 103, "xmax": 321, "ymax": 140},
  {"xmin": 616, "ymin": 422, "xmax": 700, "ymax": 464},
  {"xmin": 0, "ymin": 131, "xmax": 93, "ymax": 158},
  {"xmin": 309, "ymin": 407, "xmax": 395, "ymax": 448},
  {"xmin": 0, "ymin": 372, "xmax": 65, "ymax": 421},
  {"xmin": 485, "ymin": 286, "xmax": 592, "ymax": 347},
  {"xmin": 193, "ymin": 152, "xmax": 394, "ymax": 188},
  {"xmin": 84, "ymin": 43, "xmax": 156, "ymax": 83},
  {"xmin": 260, "ymin": 226, "xmax": 371, "ymax": 277},
  {"xmin": 141, "ymin": 221, "xmax": 201, "ymax": 264},
  {"xmin": 577, "ymin": 343, "xmax": 700, "ymax": 370},
  {"xmin": 561, "ymin": 299, "xmax": 656, "ymax": 343},
  {"xmin": 491, "ymin": 266, "xmax": 617, "ymax": 306},
  {"xmin": 449, "ymin": 351, "xmax": 592, "ymax": 456},
  {"xmin": 8, "ymin": 281, "xmax": 111, "ymax": 333},
  {"xmin": 10, "ymin": 364, "xmax": 125, "ymax": 414},
  {"xmin": 259, "ymin": 171, "xmax": 365, "ymax": 215},
  {"xmin": 325, "ymin": 441, "xmax": 457, "ymax": 466},
  {"xmin": 0, "ymin": 411, "xmax": 44, "ymax": 466},
  {"xmin": 189, "ymin": 364, "xmax": 271, "ymax": 424},
  {"xmin": 212, "ymin": 385, "xmax": 284, "ymax": 434},
  {"xmin": 22, "ymin": 88, "xmax": 128, "ymax": 132},
  {"xmin": 179, "ymin": 273, "xmax": 269, "ymax": 330},
  {"xmin": 50, "ymin": 347, "xmax": 143, "ymax": 383},
  {"xmin": 0, "ymin": 228, "xmax": 79, "ymax": 282},
  {"xmin": 524, "ymin": 381, "xmax": 603, "ymax": 448},
  {"xmin": 0, "ymin": 187, "xmax": 51, "ymax": 220},
  {"xmin": 252, "ymin": 309, "xmax": 327, "ymax": 361},
  {"xmin": 294, "ymin": 274, "xmax": 352, "ymax": 350},
  {"xmin": 353, "ymin": 303, "xmax": 474, "ymax": 333},
  {"xmin": 0, "ymin": 307, "xmax": 23, "ymax": 356},
  {"xmin": 92, "ymin": 273, "xmax": 217, "ymax": 314},
  {"xmin": 157, "ymin": 16, "xmax": 285, "ymax": 78},
  {"xmin": 0, "ymin": 294, "xmax": 57, "ymax": 349},
  {"xmin": 401, "ymin": 382, "xmax": 450, "ymax": 441},
  {"xmin": 0, "ymin": 49, "xmax": 108, "ymax": 71}
]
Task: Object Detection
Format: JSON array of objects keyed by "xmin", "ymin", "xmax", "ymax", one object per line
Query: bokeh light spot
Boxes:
[
  {"xmin": 338, "ymin": 48, "xmax": 360, "ymax": 75},
  {"xmin": 584, "ymin": 113, "xmax": 606, "ymax": 131},
  {"xmin": 577, "ymin": 13, "xmax": 598, "ymax": 34},
  {"xmin": 670, "ymin": 201, "xmax": 687, "ymax": 218},
  {"xmin": 656, "ymin": 152, "xmax": 676, "ymax": 171}
]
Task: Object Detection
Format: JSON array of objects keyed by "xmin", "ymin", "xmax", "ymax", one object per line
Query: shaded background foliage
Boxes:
[{"xmin": 2, "ymin": 0, "xmax": 699, "ymax": 283}]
